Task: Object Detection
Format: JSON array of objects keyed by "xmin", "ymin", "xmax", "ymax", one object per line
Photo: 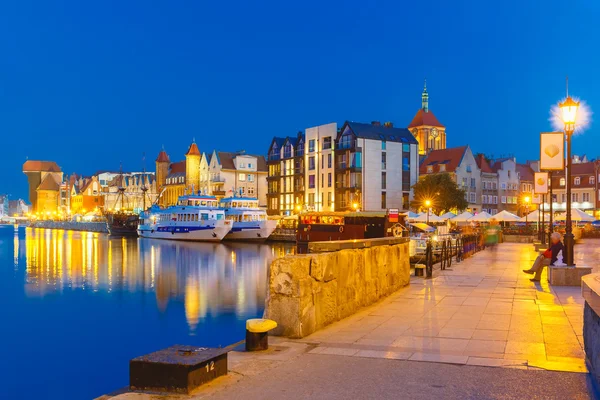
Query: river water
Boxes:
[{"xmin": 0, "ymin": 225, "xmax": 295, "ymax": 399}]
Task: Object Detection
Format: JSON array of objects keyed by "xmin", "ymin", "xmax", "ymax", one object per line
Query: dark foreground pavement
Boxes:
[{"xmin": 202, "ymin": 354, "xmax": 596, "ymax": 400}]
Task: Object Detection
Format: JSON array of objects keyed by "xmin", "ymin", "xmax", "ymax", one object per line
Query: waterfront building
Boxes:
[
  {"xmin": 491, "ymin": 157, "xmax": 520, "ymax": 214},
  {"xmin": 476, "ymin": 154, "xmax": 499, "ymax": 215},
  {"xmin": 420, "ymin": 146, "xmax": 482, "ymax": 213},
  {"xmin": 305, "ymin": 123, "xmax": 336, "ymax": 212},
  {"xmin": 267, "ymin": 132, "xmax": 305, "ymax": 215},
  {"xmin": 0, "ymin": 195, "xmax": 8, "ymax": 218},
  {"xmin": 546, "ymin": 161, "xmax": 599, "ymax": 217},
  {"xmin": 8, "ymin": 199, "xmax": 29, "ymax": 217},
  {"xmin": 70, "ymin": 176, "xmax": 105, "ymax": 214},
  {"xmin": 22, "ymin": 160, "xmax": 63, "ymax": 214},
  {"xmin": 335, "ymin": 121, "xmax": 419, "ymax": 211},
  {"xmin": 408, "ymin": 81, "xmax": 446, "ymax": 156},
  {"xmin": 104, "ymin": 172, "xmax": 157, "ymax": 211},
  {"xmin": 205, "ymin": 151, "xmax": 268, "ymax": 206},
  {"xmin": 154, "ymin": 141, "xmax": 200, "ymax": 207},
  {"xmin": 155, "ymin": 143, "xmax": 267, "ymax": 208},
  {"xmin": 516, "ymin": 162, "xmax": 538, "ymax": 215}
]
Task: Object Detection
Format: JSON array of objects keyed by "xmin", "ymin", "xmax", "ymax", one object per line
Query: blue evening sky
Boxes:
[{"xmin": 2, "ymin": 0, "xmax": 599, "ymax": 200}]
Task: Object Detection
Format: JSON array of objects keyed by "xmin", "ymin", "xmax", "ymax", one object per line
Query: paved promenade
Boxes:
[
  {"xmin": 107, "ymin": 240, "xmax": 600, "ymax": 400},
  {"xmin": 300, "ymin": 241, "xmax": 594, "ymax": 373}
]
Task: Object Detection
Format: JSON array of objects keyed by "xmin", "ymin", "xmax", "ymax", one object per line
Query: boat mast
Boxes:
[{"xmin": 141, "ymin": 152, "xmax": 148, "ymax": 211}]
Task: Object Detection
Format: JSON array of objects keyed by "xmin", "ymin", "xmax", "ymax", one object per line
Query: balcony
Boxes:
[
  {"xmin": 213, "ymin": 190, "xmax": 226, "ymax": 196},
  {"xmin": 336, "ymin": 183, "xmax": 362, "ymax": 191},
  {"xmin": 211, "ymin": 176, "xmax": 225, "ymax": 185},
  {"xmin": 294, "ymin": 186, "xmax": 304, "ymax": 192},
  {"xmin": 294, "ymin": 167, "xmax": 304, "ymax": 174}
]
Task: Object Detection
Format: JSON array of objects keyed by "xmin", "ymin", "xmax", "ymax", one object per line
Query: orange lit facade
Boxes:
[{"xmin": 70, "ymin": 176, "xmax": 105, "ymax": 214}]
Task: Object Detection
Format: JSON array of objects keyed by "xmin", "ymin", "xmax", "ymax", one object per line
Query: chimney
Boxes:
[
  {"xmin": 384, "ymin": 121, "xmax": 393, "ymax": 128},
  {"xmin": 371, "ymin": 121, "xmax": 381, "ymax": 126}
]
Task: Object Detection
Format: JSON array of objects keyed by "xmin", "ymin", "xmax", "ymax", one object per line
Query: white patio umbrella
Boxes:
[
  {"xmin": 492, "ymin": 210, "xmax": 521, "ymax": 223},
  {"xmin": 404, "ymin": 211, "xmax": 420, "ymax": 220},
  {"xmin": 440, "ymin": 211, "xmax": 457, "ymax": 220},
  {"xmin": 468, "ymin": 211, "xmax": 492, "ymax": 222},
  {"xmin": 518, "ymin": 209, "xmax": 550, "ymax": 223},
  {"xmin": 555, "ymin": 209, "xmax": 595, "ymax": 222},
  {"xmin": 451, "ymin": 211, "xmax": 474, "ymax": 222},
  {"xmin": 413, "ymin": 212, "xmax": 443, "ymax": 223}
]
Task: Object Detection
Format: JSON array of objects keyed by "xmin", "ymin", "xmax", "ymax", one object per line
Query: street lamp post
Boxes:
[
  {"xmin": 424, "ymin": 199, "xmax": 432, "ymax": 224},
  {"xmin": 559, "ymin": 92, "xmax": 580, "ymax": 266},
  {"xmin": 524, "ymin": 196, "xmax": 530, "ymax": 228}
]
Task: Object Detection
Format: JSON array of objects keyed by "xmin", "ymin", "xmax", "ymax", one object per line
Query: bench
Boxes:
[
  {"xmin": 246, "ymin": 319, "xmax": 277, "ymax": 351},
  {"xmin": 548, "ymin": 265, "xmax": 593, "ymax": 286}
]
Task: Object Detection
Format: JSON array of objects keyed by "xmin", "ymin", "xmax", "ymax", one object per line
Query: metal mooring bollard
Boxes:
[{"xmin": 245, "ymin": 319, "xmax": 278, "ymax": 351}]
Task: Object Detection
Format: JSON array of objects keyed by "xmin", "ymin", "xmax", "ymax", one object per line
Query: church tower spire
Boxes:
[{"xmin": 421, "ymin": 79, "xmax": 429, "ymax": 113}]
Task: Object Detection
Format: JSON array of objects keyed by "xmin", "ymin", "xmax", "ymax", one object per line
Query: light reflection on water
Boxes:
[
  {"xmin": 2, "ymin": 226, "xmax": 295, "ymax": 399},
  {"xmin": 20, "ymin": 228, "xmax": 296, "ymax": 332}
]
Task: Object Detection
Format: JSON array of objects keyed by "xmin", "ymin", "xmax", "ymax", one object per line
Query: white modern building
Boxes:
[
  {"xmin": 304, "ymin": 122, "xmax": 336, "ymax": 212},
  {"xmin": 335, "ymin": 121, "xmax": 419, "ymax": 211}
]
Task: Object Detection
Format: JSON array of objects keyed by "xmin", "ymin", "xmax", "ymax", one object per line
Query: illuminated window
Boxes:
[{"xmin": 560, "ymin": 178, "xmax": 565, "ymax": 186}]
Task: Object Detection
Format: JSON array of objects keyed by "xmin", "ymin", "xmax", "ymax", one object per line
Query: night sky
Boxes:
[{"xmin": 2, "ymin": 0, "xmax": 598, "ymax": 200}]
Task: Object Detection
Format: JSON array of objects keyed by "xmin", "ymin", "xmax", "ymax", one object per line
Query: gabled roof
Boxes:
[
  {"xmin": 80, "ymin": 178, "xmax": 98, "ymax": 194},
  {"xmin": 169, "ymin": 161, "xmax": 186, "ymax": 174},
  {"xmin": 420, "ymin": 146, "xmax": 468, "ymax": 174},
  {"xmin": 216, "ymin": 152, "xmax": 267, "ymax": 172},
  {"xmin": 516, "ymin": 163, "xmax": 534, "ymax": 182},
  {"xmin": 475, "ymin": 154, "xmax": 493, "ymax": 173},
  {"xmin": 217, "ymin": 152, "xmax": 236, "ymax": 170},
  {"xmin": 342, "ymin": 121, "xmax": 418, "ymax": 144},
  {"xmin": 23, "ymin": 160, "xmax": 61, "ymax": 173},
  {"xmin": 156, "ymin": 150, "xmax": 170, "ymax": 163},
  {"xmin": 185, "ymin": 142, "xmax": 200, "ymax": 156},
  {"xmin": 37, "ymin": 174, "xmax": 60, "ymax": 191},
  {"xmin": 408, "ymin": 109, "xmax": 444, "ymax": 128},
  {"xmin": 491, "ymin": 157, "xmax": 516, "ymax": 172}
]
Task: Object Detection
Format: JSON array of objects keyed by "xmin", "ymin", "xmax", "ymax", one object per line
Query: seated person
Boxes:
[{"xmin": 523, "ymin": 232, "xmax": 564, "ymax": 282}]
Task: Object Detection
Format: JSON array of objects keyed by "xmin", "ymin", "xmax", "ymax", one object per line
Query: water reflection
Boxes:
[{"xmin": 21, "ymin": 228, "xmax": 295, "ymax": 332}]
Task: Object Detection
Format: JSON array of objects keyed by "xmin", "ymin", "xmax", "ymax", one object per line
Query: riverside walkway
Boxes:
[{"xmin": 106, "ymin": 241, "xmax": 600, "ymax": 400}]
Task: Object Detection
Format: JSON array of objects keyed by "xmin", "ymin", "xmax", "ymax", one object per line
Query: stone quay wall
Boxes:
[
  {"xmin": 30, "ymin": 221, "xmax": 108, "ymax": 233},
  {"xmin": 264, "ymin": 241, "xmax": 411, "ymax": 338}
]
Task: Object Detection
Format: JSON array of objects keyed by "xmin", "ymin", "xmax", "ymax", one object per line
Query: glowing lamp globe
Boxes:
[
  {"xmin": 424, "ymin": 200, "xmax": 432, "ymax": 207},
  {"xmin": 559, "ymin": 96, "xmax": 579, "ymax": 132}
]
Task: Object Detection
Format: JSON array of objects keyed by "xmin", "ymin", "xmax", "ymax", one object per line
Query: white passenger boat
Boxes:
[
  {"xmin": 220, "ymin": 196, "xmax": 277, "ymax": 241},
  {"xmin": 137, "ymin": 195, "xmax": 232, "ymax": 241}
]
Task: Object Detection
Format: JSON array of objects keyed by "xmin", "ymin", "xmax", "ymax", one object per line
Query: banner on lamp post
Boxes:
[
  {"xmin": 534, "ymin": 172, "xmax": 549, "ymax": 194},
  {"xmin": 540, "ymin": 132, "xmax": 564, "ymax": 170},
  {"xmin": 532, "ymin": 193, "xmax": 542, "ymax": 204}
]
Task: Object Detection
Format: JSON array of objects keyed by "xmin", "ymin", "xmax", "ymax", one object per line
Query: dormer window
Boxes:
[
  {"xmin": 439, "ymin": 164, "xmax": 446, "ymax": 172},
  {"xmin": 560, "ymin": 178, "xmax": 566, "ymax": 186},
  {"xmin": 427, "ymin": 166, "xmax": 433, "ymax": 173},
  {"xmin": 591, "ymin": 176, "xmax": 596, "ymax": 185},
  {"xmin": 574, "ymin": 177, "xmax": 581, "ymax": 185}
]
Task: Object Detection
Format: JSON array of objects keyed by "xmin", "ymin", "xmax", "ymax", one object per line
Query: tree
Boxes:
[{"xmin": 411, "ymin": 173, "xmax": 468, "ymax": 214}]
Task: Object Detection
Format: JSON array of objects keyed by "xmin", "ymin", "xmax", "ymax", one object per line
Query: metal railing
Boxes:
[{"xmin": 422, "ymin": 233, "xmax": 485, "ymax": 278}]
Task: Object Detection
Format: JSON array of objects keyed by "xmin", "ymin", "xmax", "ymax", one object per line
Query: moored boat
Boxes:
[
  {"xmin": 137, "ymin": 195, "xmax": 232, "ymax": 241},
  {"xmin": 106, "ymin": 212, "xmax": 140, "ymax": 237},
  {"xmin": 220, "ymin": 196, "xmax": 277, "ymax": 241}
]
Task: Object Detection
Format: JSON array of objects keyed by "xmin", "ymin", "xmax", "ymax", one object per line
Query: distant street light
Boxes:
[
  {"xmin": 424, "ymin": 199, "xmax": 432, "ymax": 224},
  {"xmin": 559, "ymin": 90, "xmax": 580, "ymax": 266}
]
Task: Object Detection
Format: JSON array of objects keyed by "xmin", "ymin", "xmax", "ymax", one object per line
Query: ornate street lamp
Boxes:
[{"xmin": 559, "ymin": 93, "xmax": 580, "ymax": 266}]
